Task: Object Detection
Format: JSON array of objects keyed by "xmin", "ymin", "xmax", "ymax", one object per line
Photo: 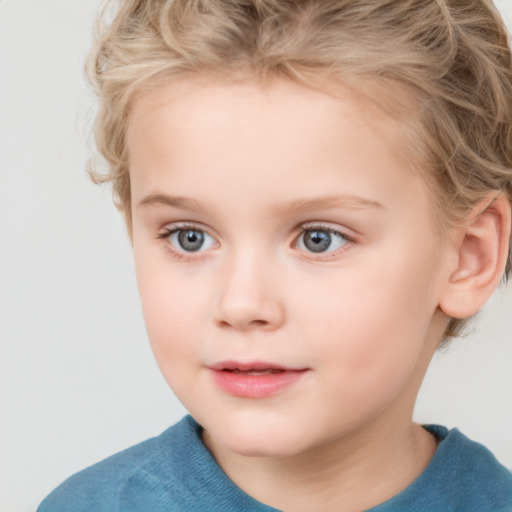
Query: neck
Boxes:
[{"xmin": 203, "ymin": 413, "xmax": 438, "ymax": 512}]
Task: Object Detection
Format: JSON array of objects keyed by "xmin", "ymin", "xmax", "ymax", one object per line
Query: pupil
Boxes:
[
  {"xmin": 178, "ymin": 230, "xmax": 204, "ymax": 251},
  {"xmin": 304, "ymin": 230, "xmax": 331, "ymax": 252}
]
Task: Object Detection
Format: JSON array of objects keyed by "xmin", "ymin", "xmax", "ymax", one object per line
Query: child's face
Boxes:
[{"xmin": 128, "ymin": 79, "xmax": 452, "ymax": 458}]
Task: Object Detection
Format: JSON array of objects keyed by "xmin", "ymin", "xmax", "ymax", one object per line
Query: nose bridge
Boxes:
[{"xmin": 214, "ymin": 241, "xmax": 285, "ymax": 331}]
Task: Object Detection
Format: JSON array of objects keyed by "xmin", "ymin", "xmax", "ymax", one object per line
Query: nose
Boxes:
[{"xmin": 213, "ymin": 250, "xmax": 285, "ymax": 332}]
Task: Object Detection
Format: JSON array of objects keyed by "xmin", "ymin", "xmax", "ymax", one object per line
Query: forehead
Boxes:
[
  {"xmin": 126, "ymin": 77, "xmax": 432, "ymax": 222},
  {"xmin": 128, "ymin": 78, "xmax": 414, "ymax": 167},
  {"xmin": 128, "ymin": 76, "xmax": 409, "ymax": 140}
]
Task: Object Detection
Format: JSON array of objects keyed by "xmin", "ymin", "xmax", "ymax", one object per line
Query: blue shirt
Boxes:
[{"xmin": 38, "ymin": 416, "xmax": 512, "ymax": 511}]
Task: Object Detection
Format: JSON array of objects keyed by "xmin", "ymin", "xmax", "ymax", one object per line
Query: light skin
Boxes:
[{"xmin": 126, "ymin": 78, "xmax": 510, "ymax": 512}]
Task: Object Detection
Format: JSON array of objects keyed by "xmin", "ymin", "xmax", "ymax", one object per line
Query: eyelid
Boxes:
[
  {"xmin": 159, "ymin": 221, "xmax": 217, "ymax": 236},
  {"xmin": 299, "ymin": 221, "xmax": 354, "ymax": 239}
]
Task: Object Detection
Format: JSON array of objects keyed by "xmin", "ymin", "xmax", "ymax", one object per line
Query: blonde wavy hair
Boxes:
[{"xmin": 87, "ymin": 0, "xmax": 512, "ymax": 336}]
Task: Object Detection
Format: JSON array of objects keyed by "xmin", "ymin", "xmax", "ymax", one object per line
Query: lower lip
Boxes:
[{"xmin": 211, "ymin": 369, "xmax": 307, "ymax": 398}]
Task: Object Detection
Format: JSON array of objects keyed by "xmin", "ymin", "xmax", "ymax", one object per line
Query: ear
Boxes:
[{"xmin": 439, "ymin": 192, "xmax": 511, "ymax": 319}]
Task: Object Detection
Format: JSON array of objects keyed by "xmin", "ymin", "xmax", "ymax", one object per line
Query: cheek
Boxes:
[
  {"xmin": 138, "ymin": 280, "xmax": 205, "ymax": 400},
  {"xmin": 134, "ymin": 252, "xmax": 206, "ymax": 365},
  {"xmin": 304, "ymin": 243, "xmax": 440, "ymax": 391}
]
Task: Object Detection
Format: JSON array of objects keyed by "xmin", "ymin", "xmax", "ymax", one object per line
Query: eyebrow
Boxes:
[
  {"xmin": 138, "ymin": 194, "xmax": 202, "ymax": 212},
  {"xmin": 282, "ymin": 195, "xmax": 384, "ymax": 213},
  {"xmin": 137, "ymin": 193, "xmax": 384, "ymax": 213}
]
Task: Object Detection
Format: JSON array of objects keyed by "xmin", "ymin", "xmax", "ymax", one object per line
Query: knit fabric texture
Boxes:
[{"xmin": 38, "ymin": 416, "xmax": 512, "ymax": 512}]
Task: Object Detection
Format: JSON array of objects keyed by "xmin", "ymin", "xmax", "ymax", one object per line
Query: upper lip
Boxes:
[{"xmin": 209, "ymin": 361, "xmax": 307, "ymax": 372}]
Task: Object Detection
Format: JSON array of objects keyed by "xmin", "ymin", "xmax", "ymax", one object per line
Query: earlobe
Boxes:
[{"xmin": 439, "ymin": 193, "xmax": 511, "ymax": 319}]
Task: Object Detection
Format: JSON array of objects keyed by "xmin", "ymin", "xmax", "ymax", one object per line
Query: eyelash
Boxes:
[{"xmin": 156, "ymin": 222, "xmax": 354, "ymax": 260}]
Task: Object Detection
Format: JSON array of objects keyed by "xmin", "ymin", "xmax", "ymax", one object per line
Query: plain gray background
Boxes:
[{"xmin": 1, "ymin": 1, "xmax": 511, "ymax": 511}]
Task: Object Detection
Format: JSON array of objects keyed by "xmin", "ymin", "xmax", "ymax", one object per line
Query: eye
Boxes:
[
  {"xmin": 296, "ymin": 227, "xmax": 348, "ymax": 254},
  {"xmin": 166, "ymin": 227, "xmax": 217, "ymax": 253}
]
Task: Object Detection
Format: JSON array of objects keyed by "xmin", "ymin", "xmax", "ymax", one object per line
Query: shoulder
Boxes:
[
  {"xmin": 37, "ymin": 416, "xmax": 198, "ymax": 512},
  {"xmin": 435, "ymin": 426, "xmax": 512, "ymax": 508},
  {"xmin": 38, "ymin": 415, "xmax": 279, "ymax": 512},
  {"xmin": 371, "ymin": 425, "xmax": 512, "ymax": 512}
]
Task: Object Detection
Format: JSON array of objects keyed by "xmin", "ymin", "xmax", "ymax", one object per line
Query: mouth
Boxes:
[
  {"xmin": 208, "ymin": 361, "xmax": 308, "ymax": 398},
  {"xmin": 229, "ymin": 368, "xmax": 284, "ymax": 376}
]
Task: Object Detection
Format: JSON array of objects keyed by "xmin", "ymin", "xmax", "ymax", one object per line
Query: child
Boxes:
[{"xmin": 38, "ymin": 0, "xmax": 512, "ymax": 510}]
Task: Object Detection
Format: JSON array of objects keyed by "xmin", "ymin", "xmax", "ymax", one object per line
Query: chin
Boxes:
[{"xmin": 204, "ymin": 412, "xmax": 311, "ymax": 459}]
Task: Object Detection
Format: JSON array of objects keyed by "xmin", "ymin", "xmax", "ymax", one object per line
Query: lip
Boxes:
[{"xmin": 208, "ymin": 361, "xmax": 308, "ymax": 398}]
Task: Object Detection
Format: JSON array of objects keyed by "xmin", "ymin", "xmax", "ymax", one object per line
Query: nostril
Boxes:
[
  {"xmin": 249, "ymin": 319, "xmax": 269, "ymax": 327},
  {"xmin": 217, "ymin": 318, "xmax": 269, "ymax": 329}
]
